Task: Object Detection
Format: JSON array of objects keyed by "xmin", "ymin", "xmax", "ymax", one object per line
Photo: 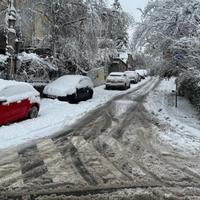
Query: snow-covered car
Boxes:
[
  {"xmin": 0, "ymin": 79, "xmax": 40, "ymax": 125},
  {"xmin": 125, "ymin": 71, "xmax": 140, "ymax": 84},
  {"xmin": 105, "ymin": 72, "xmax": 131, "ymax": 90},
  {"xmin": 43, "ymin": 75, "xmax": 94, "ymax": 103},
  {"xmin": 136, "ymin": 69, "xmax": 148, "ymax": 79}
]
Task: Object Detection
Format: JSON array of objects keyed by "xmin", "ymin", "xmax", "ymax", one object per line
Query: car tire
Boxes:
[
  {"xmin": 69, "ymin": 92, "xmax": 79, "ymax": 103},
  {"xmin": 123, "ymin": 84, "xmax": 127, "ymax": 90},
  {"xmin": 28, "ymin": 106, "xmax": 39, "ymax": 119},
  {"xmin": 105, "ymin": 85, "xmax": 110, "ymax": 90},
  {"xmin": 88, "ymin": 89, "xmax": 93, "ymax": 99}
]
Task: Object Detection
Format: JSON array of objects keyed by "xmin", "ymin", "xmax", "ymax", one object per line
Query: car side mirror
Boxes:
[{"xmin": 0, "ymin": 98, "xmax": 7, "ymax": 104}]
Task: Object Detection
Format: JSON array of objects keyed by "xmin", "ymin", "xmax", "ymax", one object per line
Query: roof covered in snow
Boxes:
[{"xmin": 119, "ymin": 52, "xmax": 128, "ymax": 62}]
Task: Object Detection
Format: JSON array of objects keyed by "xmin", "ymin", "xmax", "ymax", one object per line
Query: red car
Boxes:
[{"xmin": 0, "ymin": 79, "xmax": 40, "ymax": 125}]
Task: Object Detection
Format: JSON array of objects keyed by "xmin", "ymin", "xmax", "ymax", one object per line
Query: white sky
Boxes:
[{"xmin": 107, "ymin": 0, "xmax": 149, "ymax": 21}]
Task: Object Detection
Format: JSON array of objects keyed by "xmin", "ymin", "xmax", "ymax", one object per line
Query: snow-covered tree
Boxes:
[
  {"xmin": 133, "ymin": 0, "xmax": 200, "ymax": 74},
  {"xmin": 0, "ymin": 0, "xmax": 132, "ymax": 81},
  {"xmin": 109, "ymin": 0, "xmax": 129, "ymax": 51},
  {"xmin": 132, "ymin": 0, "xmax": 200, "ymax": 109},
  {"xmin": 16, "ymin": 52, "xmax": 57, "ymax": 83}
]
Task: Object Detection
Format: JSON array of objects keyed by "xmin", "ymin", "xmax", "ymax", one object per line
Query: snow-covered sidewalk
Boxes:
[
  {"xmin": 0, "ymin": 78, "xmax": 150, "ymax": 149},
  {"xmin": 145, "ymin": 78, "xmax": 200, "ymax": 154}
]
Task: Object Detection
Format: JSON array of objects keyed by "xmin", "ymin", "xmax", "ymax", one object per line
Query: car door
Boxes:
[
  {"xmin": 12, "ymin": 85, "xmax": 32, "ymax": 118},
  {"xmin": 10, "ymin": 85, "xmax": 31, "ymax": 119},
  {"xmin": 0, "ymin": 86, "xmax": 29, "ymax": 123},
  {"xmin": 0, "ymin": 86, "xmax": 20, "ymax": 124}
]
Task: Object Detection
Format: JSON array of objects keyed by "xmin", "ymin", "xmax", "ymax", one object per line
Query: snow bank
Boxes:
[{"xmin": 145, "ymin": 78, "xmax": 200, "ymax": 154}]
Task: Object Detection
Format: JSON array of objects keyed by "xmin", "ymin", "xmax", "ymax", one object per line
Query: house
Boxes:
[
  {"xmin": 110, "ymin": 53, "xmax": 138, "ymax": 72},
  {"xmin": 127, "ymin": 53, "xmax": 137, "ymax": 70},
  {"xmin": 109, "ymin": 57, "xmax": 127, "ymax": 74}
]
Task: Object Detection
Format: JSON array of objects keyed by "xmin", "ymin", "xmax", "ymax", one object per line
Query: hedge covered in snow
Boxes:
[
  {"xmin": 0, "ymin": 52, "xmax": 57, "ymax": 83},
  {"xmin": 177, "ymin": 72, "xmax": 200, "ymax": 111},
  {"xmin": 16, "ymin": 52, "xmax": 57, "ymax": 83}
]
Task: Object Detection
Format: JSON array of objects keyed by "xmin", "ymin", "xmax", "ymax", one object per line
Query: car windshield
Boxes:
[{"xmin": 110, "ymin": 74, "xmax": 123, "ymax": 77}]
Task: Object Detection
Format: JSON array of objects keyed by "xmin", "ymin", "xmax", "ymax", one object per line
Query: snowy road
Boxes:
[{"xmin": 1, "ymin": 77, "xmax": 200, "ymax": 200}]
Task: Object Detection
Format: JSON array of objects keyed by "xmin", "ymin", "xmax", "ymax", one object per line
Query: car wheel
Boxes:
[
  {"xmin": 69, "ymin": 92, "xmax": 79, "ymax": 103},
  {"xmin": 123, "ymin": 84, "xmax": 127, "ymax": 90},
  {"xmin": 42, "ymin": 93, "xmax": 47, "ymax": 98},
  {"xmin": 28, "ymin": 106, "xmax": 39, "ymax": 119},
  {"xmin": 105, "ymin": 85, "xmax": 110, "ymax": 90},
  {"xmin": 88, "ymin": 89, "xmax": 93, "ymax": 99}
]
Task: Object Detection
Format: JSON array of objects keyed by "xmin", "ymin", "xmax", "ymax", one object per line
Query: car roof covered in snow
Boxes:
[
  {"xmin": 50, "ymin": 75, "xmax": 87, "ymax": 85},
  {"xmin": 0, "ymin": 79, "xmax": 35, "ymax": 92},
  {"xmin": 125, "ymin": 71, "xmax": 137, "ymax": 74},
  {"xmin": 43, "ymin": 75, "xmax": 93, "ymax": 96},
  {"xmin": 109, "ymin": 72, "xmax": 125, "ymax": 76},
  {"xmin": 0, "ymin": 79, "xmax": 39, "ymax": 104}
]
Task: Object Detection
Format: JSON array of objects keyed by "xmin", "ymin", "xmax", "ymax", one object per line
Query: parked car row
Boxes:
[
  {"xmin": 0, "ymin": 69, "xmax": 148, "ymax": 125},
  {"xmin": 125, "ymin": 71, "xmax": 141, "ymax": 83},
  {"xmin": 105, "ymin": 69, "xmax": 148, "ymax": 90},
  {"xmin": 0, "ymin": 75, "xmax": 94, "ymax": 125}
]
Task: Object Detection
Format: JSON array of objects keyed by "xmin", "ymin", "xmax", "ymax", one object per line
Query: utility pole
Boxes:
[
  {"xmin": 6, "ymin": 0, "xmax": 17, "ymax": 80},
  {"xmin": 175, "ymin": 80, "xmax": 178, "ymax": 108}
]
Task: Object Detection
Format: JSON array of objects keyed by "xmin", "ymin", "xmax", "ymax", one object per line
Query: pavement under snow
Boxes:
[
  {"xmin": 0, "ymin": 78, "xmax": 150, "ymax": 149},
  {"xmin": 145, "ymin": 78, "xmax": 200, "ymax": 154}
]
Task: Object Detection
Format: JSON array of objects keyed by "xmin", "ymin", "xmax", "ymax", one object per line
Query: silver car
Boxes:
[
  {"xmin": 105, "ymin": 72, "xmax": 131, "ymax": 90},
  {"xmin": 125, "ymin": 71, "xmax": 140, "ymax": 84}
]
